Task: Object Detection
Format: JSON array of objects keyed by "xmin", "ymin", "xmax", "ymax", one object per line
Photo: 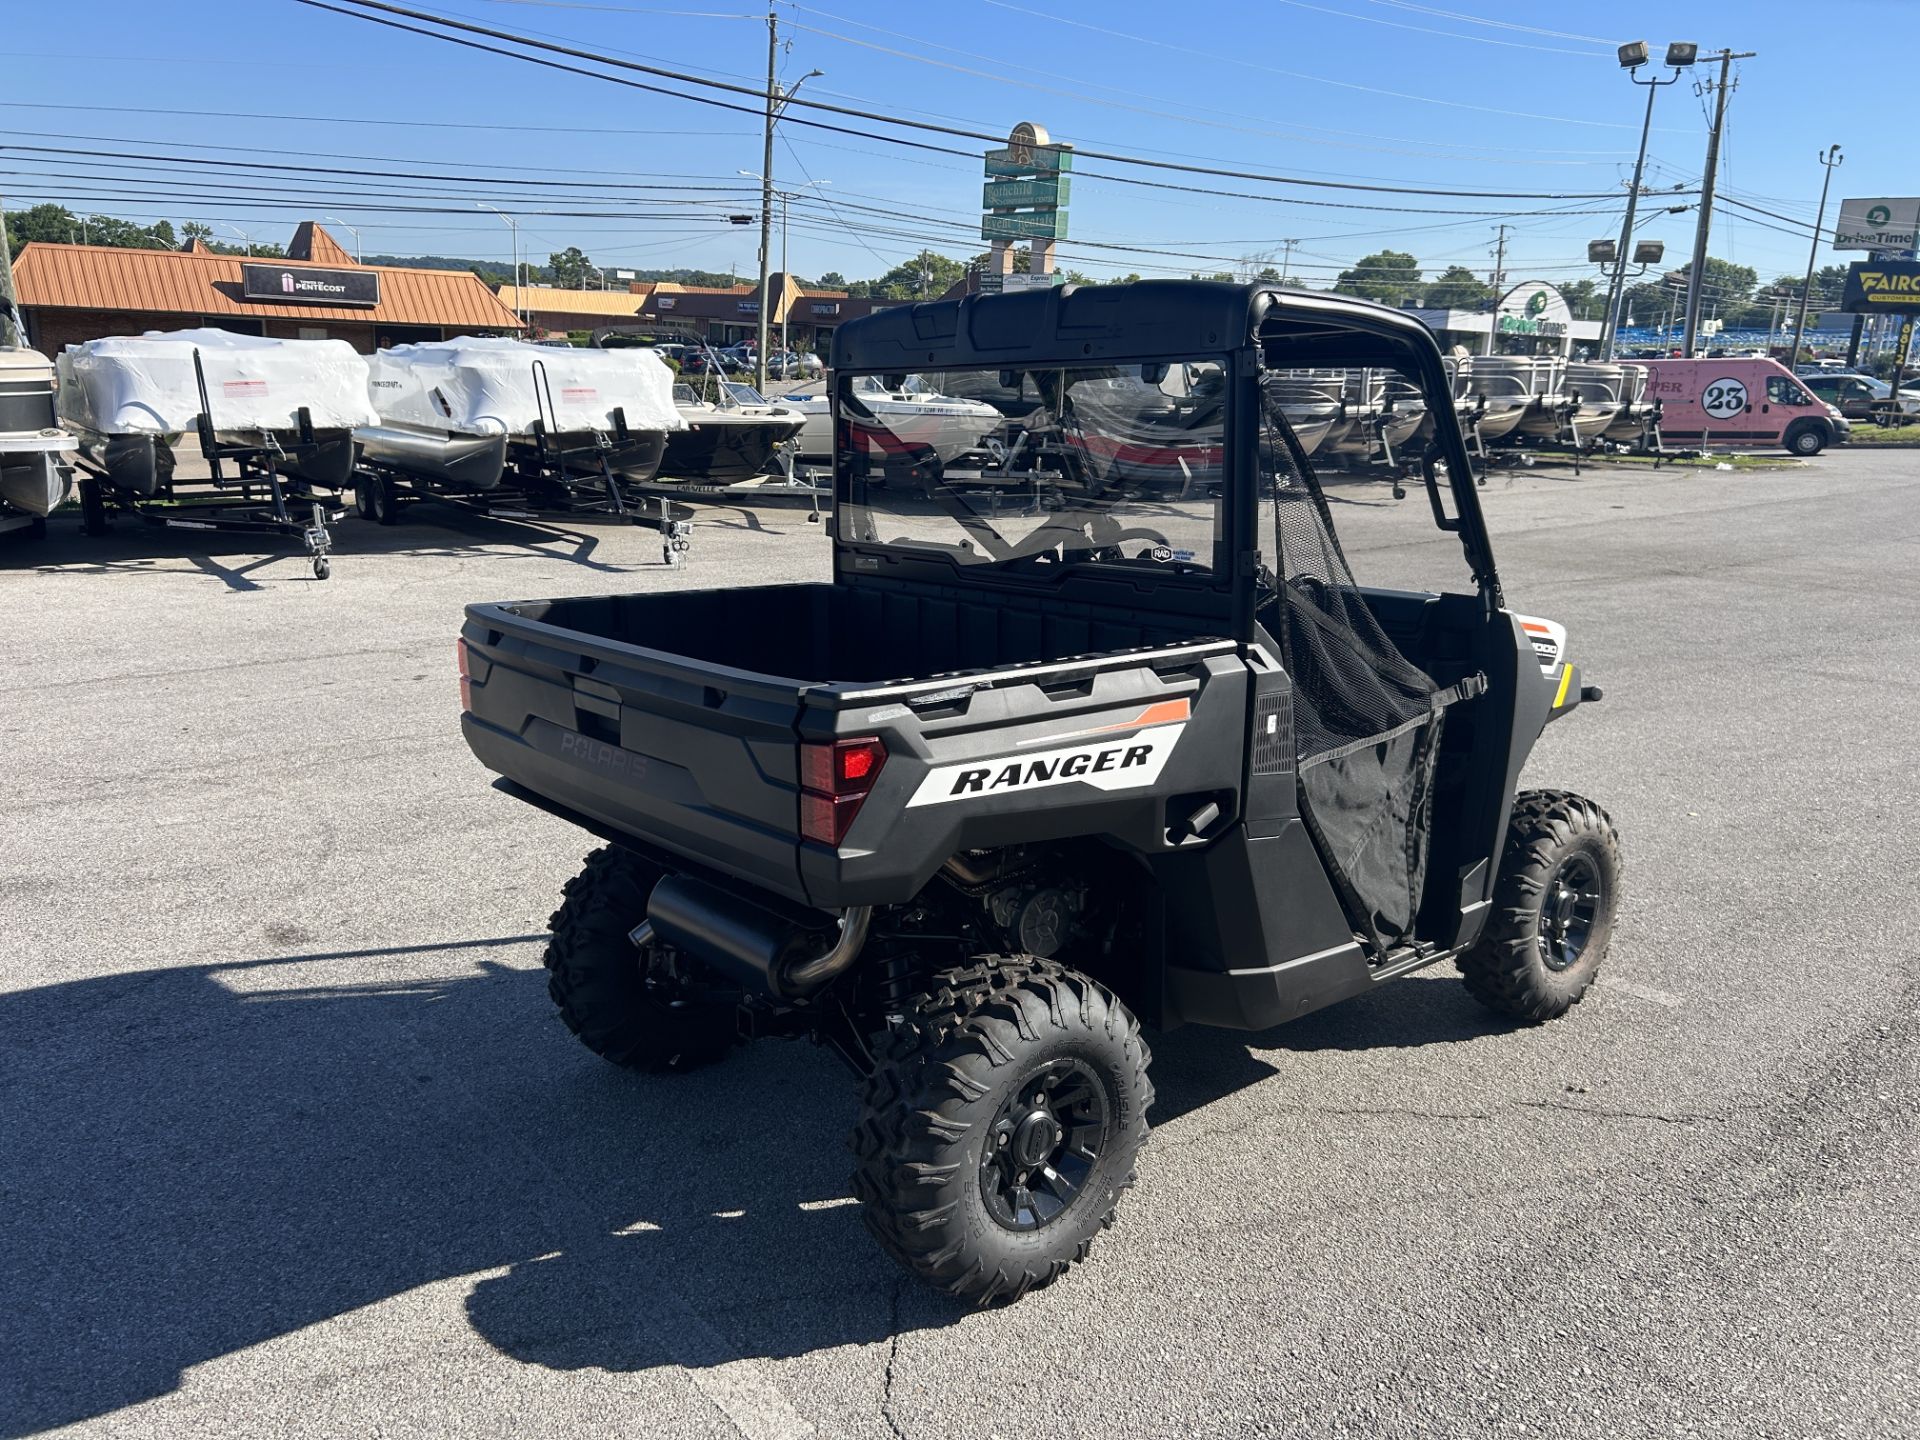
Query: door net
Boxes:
[{"xmin": 1258, "ymin": 397, "xmax": 1463, "ymax": 956}]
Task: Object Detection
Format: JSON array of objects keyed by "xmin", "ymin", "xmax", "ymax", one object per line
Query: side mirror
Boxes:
[
  {"xmin": 999, "ymin": 369, "xmax": 1021, "ymax": 390},
  {"xmin": 1140, "ymin": 362, "xmax": 1168, "ymax": 385}
]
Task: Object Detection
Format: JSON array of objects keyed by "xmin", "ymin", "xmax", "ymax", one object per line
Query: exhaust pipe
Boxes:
[{"xmin": 637, "ymin": 872, "xmax": 871, "ymax": 1001}]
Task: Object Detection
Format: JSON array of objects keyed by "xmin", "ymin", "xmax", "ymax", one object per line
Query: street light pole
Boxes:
[
  {"xmin": 476, "ymin": 202, "xmax": 522, "ymax": 326},
  {"xmin": 323, "ymin": 214, "xmax": 363, "ymax": 263},
  {"xmin": 220, "ymin": 224, "xmax": 253, "ymax": 257},
  {"xmin": 1789, "ymin": 145, "xmax": 1843, "ymax": 370},
  {"xmin": 1600, "ymin": 43, "xmax": 1693, "ymax": 360}
]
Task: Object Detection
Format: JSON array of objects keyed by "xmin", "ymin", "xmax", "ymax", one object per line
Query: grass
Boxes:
[
  {"xmin": 1848, "ymin": 423, "xmax": 1920, "ymax": 445},
  {"xmin": 1522, "ymin": 450, "xmax": 1799, "ymax": 472}
]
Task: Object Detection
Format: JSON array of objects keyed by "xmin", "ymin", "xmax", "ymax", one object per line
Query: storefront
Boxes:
[
  {"xmin": 12, "ymin": 222, "xmax": 522, "ymax": 355},
  {"xmin": 1407, "ymin": 280, "xmax": 1602, "ymax": 358}
]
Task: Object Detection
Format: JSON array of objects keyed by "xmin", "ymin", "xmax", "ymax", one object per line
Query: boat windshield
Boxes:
[
  {"xmin": 836, "ymin": 359, "xmax": 1227, "ymax": 579},
  {"xmin": 722, "ymin": 382, "xmax": 767, "ymax": 407}
]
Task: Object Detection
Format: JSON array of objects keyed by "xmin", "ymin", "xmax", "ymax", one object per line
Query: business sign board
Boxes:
[
  {"xmin": 982, "ymin": 121, "xmax": 1071, "ymax": 253},
  {"xmin": 241, "ymin": 263, "xmax": 380, "ymax": 307},
  {"xmin": 1841, "ymin": 259, "xmax": 1920, "ymax": 314},
  {"xmin": 982, "ymin": 177, "xmax": 1070, "ymax": 210},
  {"xmin": 982, "ymin": 211, "xmax": 1071, "ymax": 242},
  {"xmin": 1494, "ymin": 280, "xmax": 1572, "ymax": 339},
  {"xmin": 977, "ymin": 271, "xmax": 1065, "ymax": 296},
  {"xmin": 1833, "ymin": 198, "xmax": 1920, "ymax": 252}
]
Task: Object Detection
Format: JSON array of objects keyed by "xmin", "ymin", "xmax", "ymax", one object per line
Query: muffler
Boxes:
[{"xmin": 637, "ymin": 872, "xmax": 870, "ymax": 1001}]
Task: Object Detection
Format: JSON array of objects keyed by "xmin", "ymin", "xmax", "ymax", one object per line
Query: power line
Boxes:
[{"xmin": 300, "ymin": 0, "xmax": 1689, "ymax": 200}]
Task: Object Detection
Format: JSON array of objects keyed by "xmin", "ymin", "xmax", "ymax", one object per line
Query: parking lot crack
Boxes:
[{"xmin": 880, "ymin": 1274, "xmax": 910, "ymax": 1440}]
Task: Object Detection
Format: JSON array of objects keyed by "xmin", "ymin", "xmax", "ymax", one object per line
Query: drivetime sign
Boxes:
[{"xmin": 241, "ymin": 263, "xmax": 381, "ymax": 307}]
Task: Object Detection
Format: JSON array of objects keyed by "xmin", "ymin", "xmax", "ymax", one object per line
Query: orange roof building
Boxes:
[{"xmin": 13, "ymin": 222, "xmax": 524, "ymax": 355}]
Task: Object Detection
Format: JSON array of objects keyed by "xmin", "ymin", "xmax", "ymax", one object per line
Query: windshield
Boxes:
[{"xmin": 836, "ymin": 360, "xmax": 1227, "ymax": 579}]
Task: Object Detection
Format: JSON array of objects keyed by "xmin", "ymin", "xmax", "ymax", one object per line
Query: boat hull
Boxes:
[
  {"xmin": 661, "ymin": 417, "xmax": 802, "ymax": 483},
  {"xmin": 356, "ymin": 424, "xmax": 511, "ymax": 491},
  {"xmin": 511, "ymin": 430, "xmax": 668, "ymax": 485},
  {"xmin": 0, "ymin": 447, "xmax": 73, "ymax": 516}
]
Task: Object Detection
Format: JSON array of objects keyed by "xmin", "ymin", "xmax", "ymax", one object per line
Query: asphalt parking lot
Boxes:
[{"xmin": 4, "ymin": 449, "xmax": 1917, "ymax": 1439}]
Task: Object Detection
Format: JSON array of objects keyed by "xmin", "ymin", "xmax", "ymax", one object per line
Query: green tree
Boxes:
[
  {"xmin": 1334, "ymin": 249, "xmax": 1421, "ymax": 304},
  {"xmin": 873, "ymin": 250, "xmax": 966, "ymax": 299},
  {"xmin": 548, "ymin": 246, "xmax": 597, "ymax": 288},
  {"xmin": 815, "ymin": 271, "xmax": 847, "ymax": 289},
  {"xmin": 181, "ymin": 220, "xmax": 214, "ymax": 247},
  {"xmin": 1559, "ymin": 277, "xmax": 1602, "ymax": 321},
  {"xmin": 1422, "ymin": 264, "xmax": 1491, "ymax": 310}
]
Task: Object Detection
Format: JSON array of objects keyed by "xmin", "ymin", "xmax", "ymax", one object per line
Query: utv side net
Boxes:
[{"xmin": 1259, "ymin": 389, "xmax": 1476, "ymax": 956}]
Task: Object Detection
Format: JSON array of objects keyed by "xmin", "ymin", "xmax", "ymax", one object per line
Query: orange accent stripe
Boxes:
[{"xmin": 1521, "ymin": 622, "xmax": 1553, "ymax": 634}]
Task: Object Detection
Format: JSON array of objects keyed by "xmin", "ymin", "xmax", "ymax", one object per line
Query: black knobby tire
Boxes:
[
  {"xmin": 850, "ymin": 955, "xmax": 1153, "ymax": 1305},
  {"xmin": 1458, "ymin": 790, "xmax": 1623, "ymax": 1022},
  {"xmin": 544, "ymin": 846, "xmax": 737, "ymax": 1072},
  {"xmin": 1785, "ymin": 423, "xmax": 1825, "ymax": 457}
]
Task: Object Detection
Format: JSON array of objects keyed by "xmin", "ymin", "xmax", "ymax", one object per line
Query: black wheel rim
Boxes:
[
  {"xmin": 1539, "ymin": 853, "xmax": 1602, "ymax": 972},
  {"xmin": 979, "ymin": 1057, "xmax": 1111, "ymax": 1232}
]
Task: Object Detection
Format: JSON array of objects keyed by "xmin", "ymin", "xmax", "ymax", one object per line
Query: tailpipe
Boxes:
[{"xmin": 639, "ymin": 872, "xmax": 871, "ymax": 1001}]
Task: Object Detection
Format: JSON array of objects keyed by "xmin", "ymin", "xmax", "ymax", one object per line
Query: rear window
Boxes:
[{"xmin": 835, "ymin": 360, "xmax": 1228, "ymax": 581}]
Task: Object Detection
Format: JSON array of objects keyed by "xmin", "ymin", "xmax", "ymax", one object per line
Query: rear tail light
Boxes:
[
  {"xmin": 457, "ymin": 638, "xmax": 472, "ymax": 711},
  {"xmin": 799, "ymin": 736, "xmax": 886, "ymax": 845}
]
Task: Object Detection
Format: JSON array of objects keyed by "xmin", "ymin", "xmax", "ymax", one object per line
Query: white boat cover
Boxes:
[
  {"xmin": 56, "ymin": 329, "xmax": 377, "ymax": 435},
  {"xmin": 365, "ymin": 337, "xmax": 684, "ymax": 436}
]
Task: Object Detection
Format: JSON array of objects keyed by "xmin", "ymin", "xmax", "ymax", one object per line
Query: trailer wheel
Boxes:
[
  {"xmin": 79, "ymin": 477, "xmax": 108, "ymax": 536},
  {"xmin": 1784, "ymin": 422, "xmax": 1825, "ymax": 457},
  {"xmin": 360, "ymin": 475, "xmax": 401, "ymax": 526},
  {"xmin": 544, "ymin": 846, "xmax": 737, "ymax": 1072},
  {"xmin": 1458, "ymin": 790, "xmax": 1623, "ymax": 1023},
  {"xmin": 352, "ymin": 479, "xmax": 377, "ymax": 520},
  {"xmin": 850, "ymin": 955, "xmax": 1152, "ymax": 1305}
]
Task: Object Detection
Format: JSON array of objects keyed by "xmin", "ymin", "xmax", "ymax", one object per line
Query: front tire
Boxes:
[
  {"xmin": 544, "ymin": 846, "xmax": 738, "ymax": 1072},
  {"xmin": 851, "ymin": 956, "xmax": 1153, "ymax": 1305},
  {"xmin": 1785, "ymin": 422, "xmax": 1825, "ymax": 457},
  {"xmin": 1459, "ymin": 790, "xmax": 1623, "ymax": 1022}
]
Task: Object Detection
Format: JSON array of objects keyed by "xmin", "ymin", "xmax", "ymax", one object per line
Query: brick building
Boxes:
[{"xmin": 12, "ymin": 222, "xmax": 522, "ymax": 355}]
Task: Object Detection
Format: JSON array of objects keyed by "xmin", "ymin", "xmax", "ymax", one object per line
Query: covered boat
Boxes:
[
  {"xmin": 0, "ymin": 346, "xmax": 75, "ymax": 523},
  {"xmin": 56, "ymin": 329, "xmax": 374, "ymax": 492},
  {"xmin": 663, "ymin": 381, "xmax": 806, "ymax": 483},
  {"xmin": 361, "ymin": 337, "xmax": 683, "ymax": 489}
]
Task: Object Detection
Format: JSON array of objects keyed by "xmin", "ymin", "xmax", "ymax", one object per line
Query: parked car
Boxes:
[
  {"xmin": 765, "ymin": 350, "xmax": 824, "ymax": 379},
  {"xmin": 1800, "ymin": 372, "xmax": 1920, "ymax": 422},
  {"xmin": 1638, "ymin": 356, "xmax": 1851, "ymax": 455}
]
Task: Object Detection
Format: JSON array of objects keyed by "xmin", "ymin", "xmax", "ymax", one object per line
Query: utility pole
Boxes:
[
  {"xmin": 1279, "ymin": 238, "xmax": 1299, "ymax": 285},
  {"xmin": 1680, "ymin": 48, "xmax": 1756, "ymax": 357},
  {"xmin": 1789, "ymin": 144, "xmax": 1843, "ymax": 369},
  {"xmin": 1484, "ymin": 224, "xmax": 1511, "ymax": 355},
  {"xmin": 755, "ymin": 8, "xmax": 777, "ymax": 395}
]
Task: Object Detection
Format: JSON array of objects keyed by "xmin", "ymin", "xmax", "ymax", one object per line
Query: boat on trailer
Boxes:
[
  {"xmin": 57, "ymin": 330, "xmax": 369, "ymax": 494},
  {"xmin": 0, "ymin": 345, "xmax": 75, "ymax": 534},
  {"xmin": 663, "ymin": 378, "xmax": 806, "ymax": 484}
]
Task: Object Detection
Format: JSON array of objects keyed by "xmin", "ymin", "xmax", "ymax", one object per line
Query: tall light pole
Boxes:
[
  {"xmin": 1789, "ymin": 145, "xmax": 1844, "ymax": 369},
  {"xmin": 220, "ymin": 223, "xmax": 253, "ymax": 257},
  {"xmin": 753, "ymin": 12, "xmax": 823, "ymax": 394},
  {"xmin": 476, "ymin": 201, "xmax": 523, "ymax": 326},
  {"xmin": 1600, "ymin": 41, "xmax": 1695, "ymax": 360},
  {"xmin": 742, "ymin": 173, "xmax": 830, "ymax": 368},
  {"xmin": 323, "ymin": 213, "xmax": 363, "ymax": 264}
]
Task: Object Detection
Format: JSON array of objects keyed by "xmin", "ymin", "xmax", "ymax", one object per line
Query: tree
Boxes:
[
  {"xmin": 872, "ymin": 249, "xmax": 966, "ymax": 299},
  {"xmin": 4, "ymin": 204, "xmax": 181, "ymax": 258},
  {"xmin": 1334, "ymin": 249, "xmax": 1421, "ymax": 305},
  {"xmin": 181, "ymin": 221, "xmax": 214, "ymax": 247},
  {"xmin": 815, "ymin": 271, "xmax": 847, "ymax": 290},
  {"xmin": 1559, "ymin": 277, "xmax": 1602, "ymax": 321},
  {"xmin": 1422, "ymin": 264, "xmax": 1491, "ymax": 310},
  {"xmin": 548, "ymin": 246, "xmax": 598, "ymax": 289}
]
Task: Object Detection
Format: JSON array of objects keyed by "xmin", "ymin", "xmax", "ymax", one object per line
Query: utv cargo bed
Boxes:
[{"xmin": 461, "ymin": 580, "xmax": 1235, "ymax": 908}]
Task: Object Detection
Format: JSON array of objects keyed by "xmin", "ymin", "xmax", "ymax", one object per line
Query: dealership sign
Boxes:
[
  {"xmin": 1494, "ymin": 280, "xmax": 1572, "ymax": 338},
  {"xmin": 1833, "ymin": 197, "xmax": 1920, "ymax": 252},
  {"xmin": 1841, "ymin": 259, "xmax": 1920, "ymax": 314},
  {"xmin": 241, "ymin": 263, "xmax": 380, "ymax": 307}
]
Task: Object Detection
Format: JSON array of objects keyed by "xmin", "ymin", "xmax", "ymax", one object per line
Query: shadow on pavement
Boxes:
[{"xmin": 0, "ymin": 947, "xmax": 963, "ymax": 1436}]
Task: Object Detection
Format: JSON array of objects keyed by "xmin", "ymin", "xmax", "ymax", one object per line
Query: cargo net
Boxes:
[{"xmin": 1260, "ymin": 398, "xmax": 1453, "ymax": 956}]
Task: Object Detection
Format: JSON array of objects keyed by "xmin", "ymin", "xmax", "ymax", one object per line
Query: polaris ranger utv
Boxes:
[{"xmin": 459, "ymin": 282, "xmax": 1621, "ymax": 1304}]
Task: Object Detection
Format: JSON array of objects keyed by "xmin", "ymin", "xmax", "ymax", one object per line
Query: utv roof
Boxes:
[{"xmin": 831, "ymin": 280, "xmax": 1445, "ymax": 374}]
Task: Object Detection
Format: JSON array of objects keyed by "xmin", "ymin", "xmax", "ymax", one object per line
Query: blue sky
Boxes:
[{"xmin": 1, "ymin": 0, "xmax": 1906, "ymax": 294}]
